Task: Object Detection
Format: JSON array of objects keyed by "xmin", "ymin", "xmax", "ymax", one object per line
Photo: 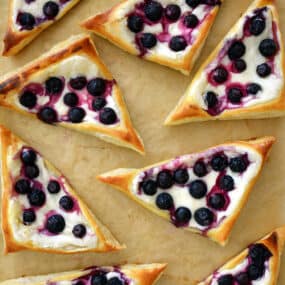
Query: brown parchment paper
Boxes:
[{"xmin": 0, "ymin": 0, "xmax": 285, "ymax": 284}]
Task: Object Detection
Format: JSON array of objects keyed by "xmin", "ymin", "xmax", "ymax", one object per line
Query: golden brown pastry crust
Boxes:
[
  {"xmin": 197, "ymin": 227, "xmax": 285, "ymax": 284},
  {"xmin": 0, "ymin": 263, "xmax": 167, "ymax": 285},
  {"xmin": 80, "ymin": 0, "xmax": 223, "ymax": 75},
  {"xmin": 97, "ymin": 136, "xmax": 275, "ymax": 246},
  {"xmin": 165, "ymin": 0, "xmax": 285, "ymax": 124},
  {"xmin": 2, "ymin": 0, "xmax": 81, "ymax": 56},
  {"xmin": 0, "ymin": 125, "xmax": 124, "ymax": 254},
  {"xmin": 0, "ymin": 34, "xmax": 144, "ymax": 154}
]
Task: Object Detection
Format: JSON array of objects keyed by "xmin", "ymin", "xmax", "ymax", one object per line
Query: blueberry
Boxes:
[
  {"xmin": 142, "ymin": 179, "xmax": 157, "ymax": 195},
  {"xmin": 92, "ymin": 97, "xmax": 107, "ymax": 111},
  {"xmin": 46, "ymin": 214, "xmax": 65, "ymax": 234},
  {"xmin": 189, "ymin": 180, "xmax": 207, "ymax": 199},
  {"xmin": 21, "ymin": 149, "xmax": 37, "ymax": 165},
  {"xmin": 247, "ymin": 264, "xmax": 264, "ymax": 280},
  {"xmin": 212, "ymin": 66, "xmax": 228, "ymax": 84},
  {"xmin": 156, "ymin": 193, "xmax": 174, "ymax": 210},
  {"xmin": 69, "ymin": 76, "xmax": 87, "ymax": 90},
  {"xmin": 28, "ymin": 188, "xmax": 46, "ymax": 207},
  {"xmin": 144, "ymin": 1, "xmax": 163, "ymax": 22},
  {"xmin": 74, "ymin": 281, "xmax": 85, "ymax": 285},
  {"xmin": 107, "ymin": 278, "xmax": 123, "ymax": 285},
  {"xmin": 249, "ymin": 16, "xmax": 265, "ymax": 36},
  {"xmin": 15, "ymin": 179, "xmax": 30, "ymax": 194},
  {"xmin": 183, "ymin": 14, "xmax": 199, "ymax": 28},
  {"xmin": 165, "ymin": 4, "xmax": 181, "ymax": 21},
  {"xmin": 157, "ymin": 170, "xmax": 174, "ymax": 189},
  {"xmin": 228, "ymin": 41, "xmax": 246, "ymax": 60},
  {"xmin": 186, "ymin": 0, "xmax": 201, "ymax": 8},
  {"xmin": 43, "ymin": 1, "xmax": 59, "ymax": 19},
  {"xmin": 23, "ymin": 209, "xmax": 36, "ymax": 225},
  {"xmin": 233, "ymin": 59, "xmax": 247, "ymax": 72},
  {"xmin": 18, "ymin": 12, "xmax": 36, "ymax": 30},
  {"xmin": 47, "ymin": 180, "xmax": 61, "ymax": 194},
  {"xmin": 236, "ymin": 272, "xmax": 250, "ymax": 285},
  {"xmin": 259, "ymin": 39, "xmax": 278, "ymax": 58},
  {"xmin": 174, "ymin": 207, "xmax": 192, "ymax": 223},
  {"xmin": 194, "ymin": 207, "xmax": 214, "ymax": 226},
  {"xmin": 140, "ymin": 33, "xmax": 157, "ymax": 49},
  {"xmin": 25, "ymin": 165, "xmax": 40, "ymax": 179},
  {"xmin": 204, "ymin": 91, "xmax": 218, "ymax": 109},
  {"xmin": 99, "ymin": 108, "xmax": 117, "ymax": 125},
  {"xmin": 246, "ymin": 83, "xmax": 262, "ymax": 95},
  {"xmin": 209, "ymin": 193, "xmax": 226, "ymax": 210},
  {"xmin": 169, "ymin": 36, "xmax": 187, "ymax": 52},
  {"xmin": 63, "ymin": 93, "xmax": 78, "ymax": 107},
  {"xmin": 217, "ymin": 274, "xmax": 234, "ymax": 285},
  {"xmin": 193, "ymin": 161, "xmax": 207, "ymax": 177},
  {"xmin": 68, "ymin": 107, "xmax": 85, "ymax": 123},
  {"xmin": 38, "ymin": 107, "xmax": 57, "ymax": 124},
  {"xmin": 127, "ymin": 14, "xmax": 144, "ymax": 33},
  {"xmin": 87, "ymin": 78, "xmax": 106, "ymax": 96},
  {"xmin": 219, "ymin": 175, "xmax": 234, "ymax": 191},
  {"xmin": 249, "ymin": 244, "xmax": 272, "ymax": 266},
  {"xmin": 173, "ymin": 168, "xmax": 189, "ymax": 184},
  {"xmin": 91, "ymin": 274, "xmax": 107, "ymax": 285},
  {"xmin": 256, "ymin": 63, "xmax": 271, "ymax": 77},
  {"xmin": 210, "ymin": 154, "xmax": 228, "ymax": 171},
  {"xmin": 229, "ymin": 156, "xmax": 248, "ymax": 172},
  {"xmin": 45, "ymin": 77, "xmax": 63, "ymax": 94},
  {"xmin": 227, "ymin": 87, "xmax": 243, "ymax": 104},
  {"xmin": 59, "ymin": 195, "xmax": 74, "ymax": 211},
  {"xmin": 72, "ymin": 224, "xmax": 87, "ymax": 238},
  {"xmin": 19, "ymin": 91, "xmax": 37, "ymax": 109}
]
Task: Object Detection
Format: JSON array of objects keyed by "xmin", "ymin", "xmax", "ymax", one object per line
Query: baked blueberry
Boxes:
[
  {"xmin": 43, "ymin": 1, "xmax": 59, "ymax": 19},
  {"xmin": 228, "ymin": 41, "xmax": 246, "ymax": 60},
  {"xmin": 204, "ymin": 91, "xmax": 218, "ymax": 109},
  {"xmin": 183, "ymin": 14, "xmax": 199, "ymax": 28},
  {"xmin": 74, "ymin": 281, "xmax": 85, "ymax": 285},
  {"xmin": 69, "ymin": 76, "xmax": 87, "ymax": 90},
  {"xmin": 209, "ymin": 193, "xmax": 226, "ymax": 210},
  {"xmin": 45, "ymin": 77, "xmax": 63, "ymax": 94},
  {"xmin": 157, "ymin": 170, "xmax": 174, "ymax": 189},
  {"xmin": 63, "ymin": 92, "xmax": 79, "ymax": 107},
  {"xmin": 59, "ymin": 195, "xmax": 74, "ymax": 211},
  {"xmin": 256, "ymin": 63, "xmax": 271, "ymax": 77},
  {"xmin": 165, "ymin": 4, "xmax": 181, "ymax": 21},
  {"xmin": 249, "ymin": 16, "xmax": 265, "ymax": 36},
  {"xmin": 186, "ymin": 0, "xmax": 200, "ymax": 8},
  {"xmin": 236, "ymin": 272, "xmax": 250, "ymax": 285},
  {"xmin": 259, "ymin": 39, "xmax": 278, "ymax": 58},
  {"xmin": 249, "ymin": 244, "xmax": 272, "ymax": 265},
  {"xmin": 173, "ymin": 168, "xmax": 189, "ymax": 184},
  {"xmin": 229, "ymin": 156, "xmax": 248, "ymax": 172},
  {"xmin": 169, "ymin": 36, "xmax": 187, "ymax": 52},
  {"xmin": 247, "ymin": 264, "xmax": 264, "ymax": 280},
  {"xmin": 99, "ymin": 108, "xmax": 117, "ymax": 125},
  {"xmin": 25, "ymin": 165, "xmax": 40, "ymax": 179},
  {"xmin": 47, "ymin": 180, "xmax": 61, "ymax": 194},
  {"xmin": 18, "ymin": 12, "xmax": 36, "ymax": 30},
  {"xmin": 28, "ymin": 188, "xmax": 46, "ymax": 207},
  {"xmin": 246, "ymin": 83, "xmax": 262, "ymax": 95},
  {"xmin": 233, "ymin": 59, "xmax": 247, "ymax": 72},
  {"xmin": 193, "ymin": 161, "xmax": 207, "ymax": 177},
  {"xmin": 72, "ymin": 224, "xmax": 87, "ymax": 238},
  {"xmin": 174, "ymin": 207, "xmax": 192, "ymax": 224},
  {"xmin": 189, "ymin": 180, "xmax": 207, "ymax": 199},
  {"xmin": 212, "ymin": 66, "xmax": 228, "ymax": 84},
  {"xmin": 227, "ymin": 87, "xmax": 243, "ymax": 104},
  {"xmin": 38, "ymin": 107, "xmax": 57, "ymax": 124},
  {"xmin": 144, "ymin": 1, "xmax": 163, "ymax": 22},
  {"xmin": 91, "ymin": 274, "xmax": 107, "ymax": 285},
  {"xmin": 194, "ymin": 207, "xmax": 214, "ymax": 226},
  {"xmin": 210, "ymin": 154, "xmax": 228, "ymax": 171},
  {"xmin": 127, "ymin": 14, "xmax": 144, "ymax": 33},
  {"xmin": 87, "ymin": 78, "xmax": 106, "ymax": 96},
  {"xmin": 92, "ymin": 97, "xmax": 107, "ymax": 111},
  {"xmin": 142, "ymin": 179, "xmax": 157, "ymax": 195},
  {"xmin": 19, "ymin": 91, "xmax": 37, "ymax": 109},
  {"xmin": 156, "ymin": 193, "xmax": 174, "ymax": 210},
  {"xmin": 219, "ymin": 175, "xmax": 234, "ymax": 191},
  {"xmin": 15, "ymin": 179, "xmax": 30, "ymax": 194},
  {"xmin": 46, "ymin": 214, "xmax": 65, "ymax": 234},
  {"xmin": 140, "ymin": 33, "xmax": 157, "ymax": 49},
  {"xmin": 68, "ymin": 107, "xmax": 86, "ymax": 123},
  {"xmin": 107, "ymin": 278, "xmax": 123, "ymax": 285},
  {"xmin": 23, "ymin": 209, "xmax": 36, "ymax": 225},
  {"xmin": 21, "ymin": 149, "xmax": 37, "ymax": 165},
  {"xmin": 217, "ymin": 274, "xmax": 234, "ymax": 285}
]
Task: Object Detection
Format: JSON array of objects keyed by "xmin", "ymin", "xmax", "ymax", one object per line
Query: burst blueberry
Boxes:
[
  {"xmin": 70, "ymin": 76, "xmax": 87, "ymax": 90},
  {"xmin": 246, "ymin": 83, "xmax": 262, "ymax": 95}
]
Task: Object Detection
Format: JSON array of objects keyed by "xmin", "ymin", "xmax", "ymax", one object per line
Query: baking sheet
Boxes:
[{"xmin": 0, "ymin": 0, "xmax": 285, "ymax": 284}]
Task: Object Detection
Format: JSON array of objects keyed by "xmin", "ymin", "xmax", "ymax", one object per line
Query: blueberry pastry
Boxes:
[
  {"xmin": 81, "ymin": 0, "xmax": 223, "ymax": 75},
  {"xmin": 198, "ymin": 227, "xmax": 285, "ymax": 285},
  {"xmin": 165, "ymin": 0, "xmax": 285, "ymax": 124},
  {"xmin": 0, "ymin": 125, "xmax": 123, "ymax": 254},
  {"xmin": 2, "ymin": 0, "xmax": 80, "ymax": 56},
  {"xmin": 0, "ymin": 263, "xmax": 166, "ymax": 285},
  {"xmin": 97, "ymin": 137, "xmax": 275, "ymax": 245},
  {"xmin": 0, "ymin": 35, "xmax": 144, "ymax": 154}
]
